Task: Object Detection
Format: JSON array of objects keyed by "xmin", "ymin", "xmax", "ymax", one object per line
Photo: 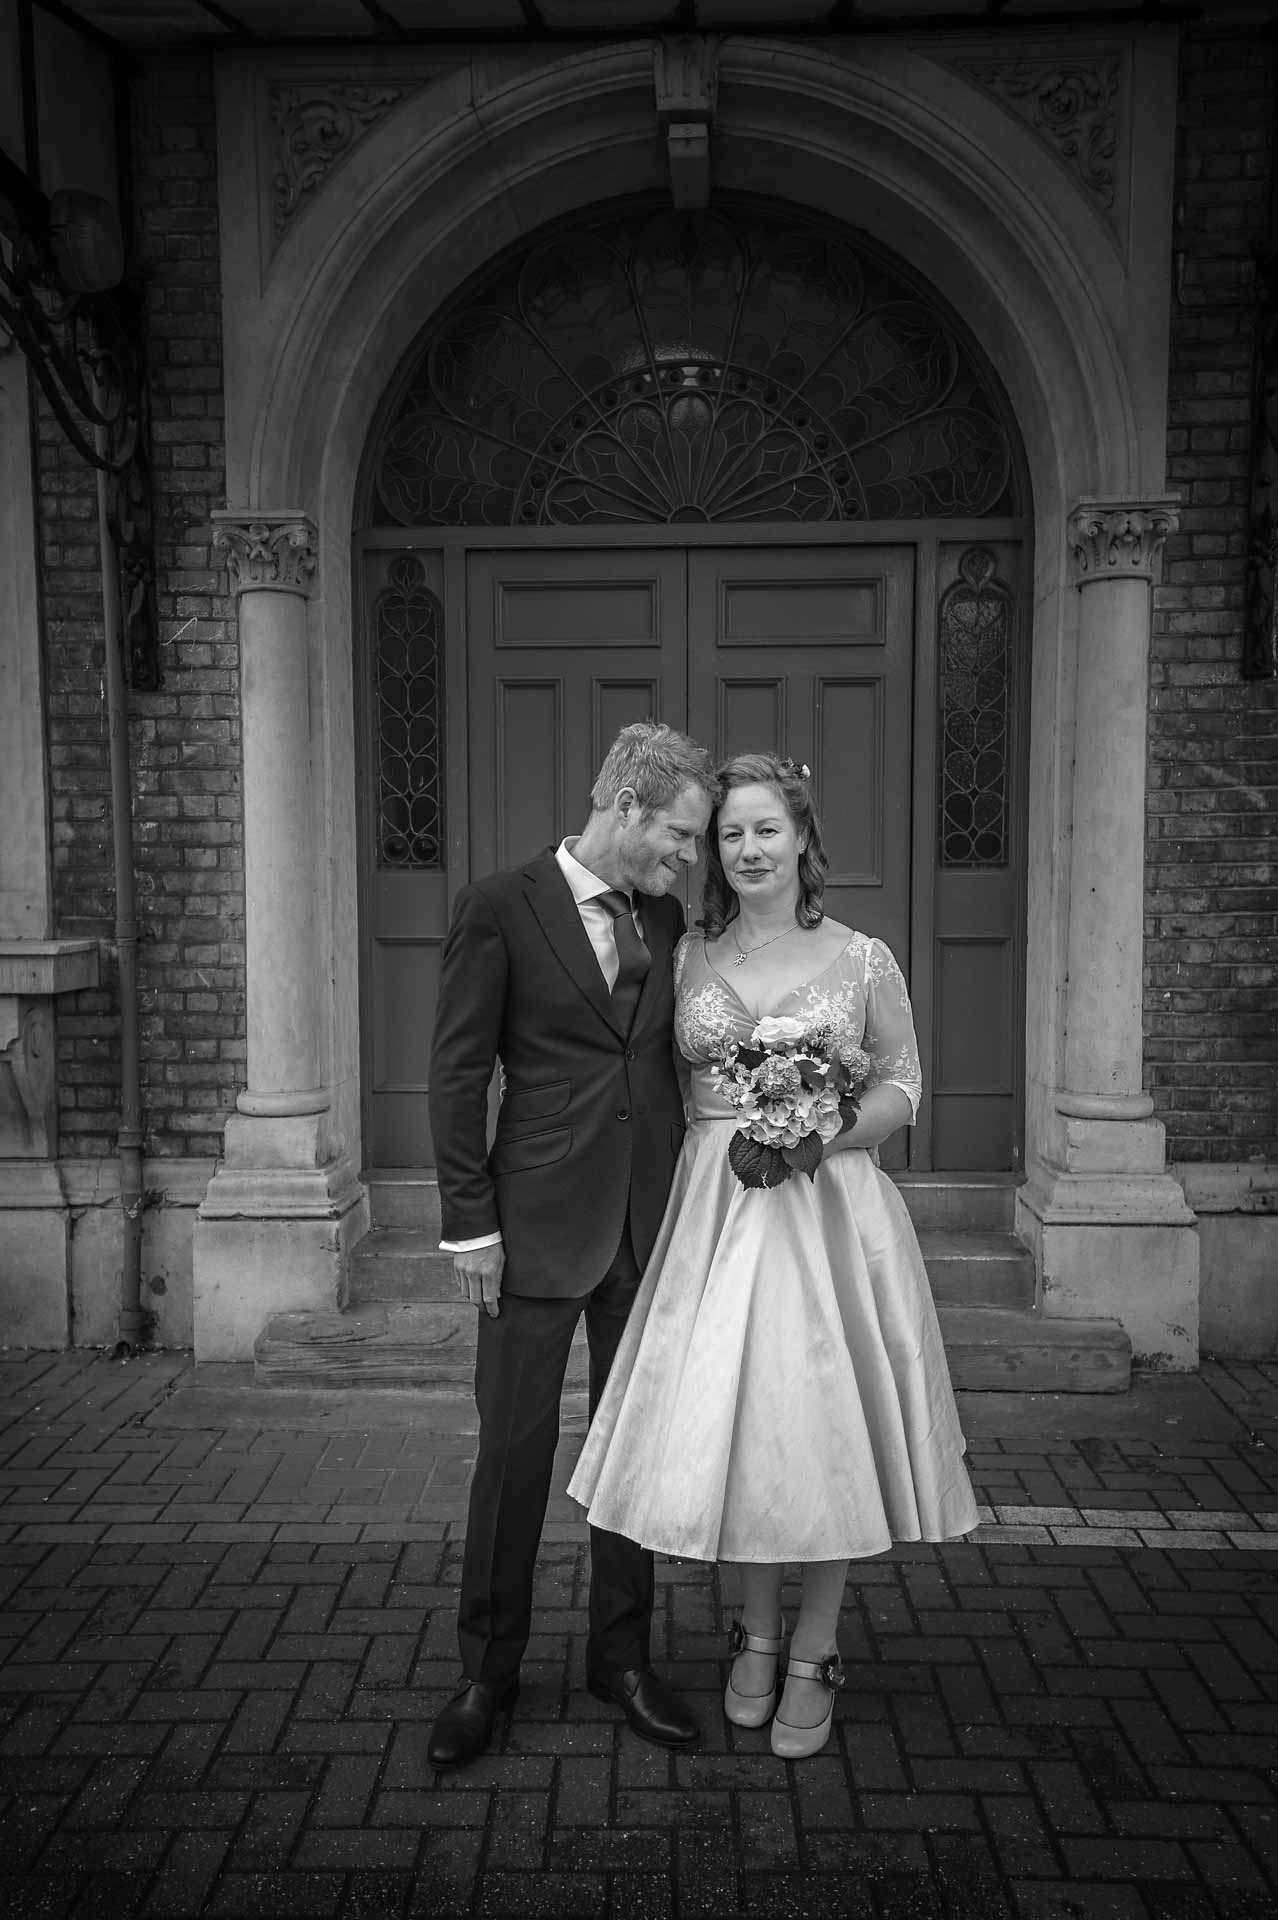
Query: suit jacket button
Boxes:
[
  {"xmin": 625, "ymin": 1048, "xmax": 636, "ymax": 1060},
  {"xmin": 616, "ymin": 1108, "xmax": 630, "ymax": 1121}
]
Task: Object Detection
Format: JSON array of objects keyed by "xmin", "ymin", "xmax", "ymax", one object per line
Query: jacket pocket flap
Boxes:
[
  {"xmin": 490, "ymin": 1127, "xmax": 572, "ymax": 1175},
  {"xmin": 502, "ymin": 1079, "xmax": 571, "ymax": 1123}
]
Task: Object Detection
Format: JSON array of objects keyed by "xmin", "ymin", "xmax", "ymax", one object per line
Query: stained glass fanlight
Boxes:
[{"xmin": 367, "ymin": 203, "xmax": 1016, "ymax": 528}]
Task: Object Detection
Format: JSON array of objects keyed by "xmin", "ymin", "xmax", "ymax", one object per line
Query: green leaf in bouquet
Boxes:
[
  {"xmin": 736, "ymin": 1046, "xmax": 767, "ymax": 1072},
  {"xmin": 781, "ymin": 1131, "xmax": 825, "ymax": 1181},
  {"xmin": 838, "ymin": 1088, "xmax": 862, "ymax": 1128},
  {"xmin": 728, "ymin": 1131, "xmax": 792, "ymax": 1189},
  {"xmin": 793, "ymin": 1056, "xmax": 828, "ymax": 1090}
]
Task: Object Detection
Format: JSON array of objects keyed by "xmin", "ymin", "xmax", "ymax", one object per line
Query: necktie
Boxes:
[{"xmin": 598, "ymin": 889, "xmax": 650, "ymax": 1032}]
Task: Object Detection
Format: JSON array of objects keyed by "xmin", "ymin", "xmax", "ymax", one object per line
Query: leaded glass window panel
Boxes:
[
  {"xmin": 938, "ymin": 547, "xmax": 1012, "ymax": 868},
  {"xmin": 368, "ymin": 204, "xmax": 1015, "ymax": 527},
  {"xmin": 374, "ymin": 555, "xmax": 443, "ymax": 869}
]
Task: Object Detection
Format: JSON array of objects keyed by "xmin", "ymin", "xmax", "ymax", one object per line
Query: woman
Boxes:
[{"xmin": 568, "ymin": 753, "xmax": 978, "ymax": 1760}]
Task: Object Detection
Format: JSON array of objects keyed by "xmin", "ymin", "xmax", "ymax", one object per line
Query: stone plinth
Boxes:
[{"xmin": 0, "ymin": 941, "xmax": 101, "ymax": 1349}]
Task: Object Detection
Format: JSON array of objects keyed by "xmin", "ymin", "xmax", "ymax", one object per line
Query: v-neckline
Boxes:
[{"xmin": 702, "ymin": 934, "xmax": 857, "ymax": 1024}]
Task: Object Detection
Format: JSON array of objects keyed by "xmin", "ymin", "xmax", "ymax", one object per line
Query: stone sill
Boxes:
[
  {"xmin": 1174, "ymin": 1162, "xmax": 1278, "ymax": 1216},
  {"xmin": 0, "ymin": 940, "xmax": 100, "ymax": 996}
]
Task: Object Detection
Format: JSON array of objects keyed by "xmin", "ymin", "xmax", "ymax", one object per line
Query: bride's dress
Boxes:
[{"xmin": 567, "ymin": 931, "xmax": 979, "ymax": 1563}]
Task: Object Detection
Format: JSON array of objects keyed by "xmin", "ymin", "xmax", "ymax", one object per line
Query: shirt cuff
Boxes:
[{"xmin": 439, "ymin": 1232, "xmax": 503, "ymax": 1253}]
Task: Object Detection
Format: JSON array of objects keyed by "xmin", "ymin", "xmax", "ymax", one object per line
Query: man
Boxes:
[{"xmin": 426, "ymin": 721, "xmax": 718, "ymax": 1769}]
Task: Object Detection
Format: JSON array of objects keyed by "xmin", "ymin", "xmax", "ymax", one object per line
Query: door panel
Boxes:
[
  {"xmin": 360, "ymin": 536, "xmax": 1023, "ymax": 1175},
  {"xmin": 468, "ymin": 550, "xmax": 688, "ymax": 876},
  {"xmin": 688, "ymin": 548, "xmax": 914, "ymax": 963}
]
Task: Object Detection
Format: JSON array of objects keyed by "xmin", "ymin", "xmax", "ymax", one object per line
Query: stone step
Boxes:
[
  {"xmin": 892, "ymin": 1172, "xmax": 1018, "ymax": 1233},
  {"xmin": 350, "ymin": 1226, "xmax": 1036, "ymax": 1309},
  {"xmin": 916, "ymin": 1230, "xmax": 1036, "ymax": 1307},
  {"xmin": 367, "ymin": 1177, "xmax": 443, "ymax": 1234},
  {"xmin": 257, "ymin": 1300, "xmax": 1128, "ymax": 1394},
  {"xmin": 935, "ymin": 1306, "xmax": 1131, "ymax": 1394},
  {"xmin": 364, "ymin": 1170, "xmax": 1021, "ymax": 1239},
  {"xmin": 348, "ymin": 1230, "xmax": 456, "ymax": 1304},
  {"xmin": 255, "ymin": 1302, "xmax": 590, "ymax": 1392}
]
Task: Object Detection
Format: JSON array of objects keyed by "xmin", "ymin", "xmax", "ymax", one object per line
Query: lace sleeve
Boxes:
[
  {"xmin": 862, "ymin": 938, "xmax": 922, "ymax": 1121},
  {"xmin": 673, "ymin": 932, "xmax": 694, "ymax": 992}
]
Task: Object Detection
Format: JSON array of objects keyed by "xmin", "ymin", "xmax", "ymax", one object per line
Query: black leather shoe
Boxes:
[
  {"xmin": 427, "ymin": 1677, "xmax": 519, "ymax": 1769},
  {"xmin": 586, "ymin": 1666, "xmax": 699, "ymax": 1748}
]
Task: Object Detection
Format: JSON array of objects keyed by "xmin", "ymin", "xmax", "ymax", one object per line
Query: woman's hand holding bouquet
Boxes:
[{"xmin": 711, "ymin": 1014, "xmax": 872, "ymax": 1190}]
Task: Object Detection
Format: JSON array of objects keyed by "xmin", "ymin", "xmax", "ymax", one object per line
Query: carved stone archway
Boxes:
[{"xmin": 194, "ymin": 30, "xmax": 1197, "ymax": 1367}]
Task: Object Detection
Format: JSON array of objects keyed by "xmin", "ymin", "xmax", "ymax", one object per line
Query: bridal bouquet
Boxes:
[{"xmin": 711, "ymin": 1015, "xmax": 873, "ymax": 1190}]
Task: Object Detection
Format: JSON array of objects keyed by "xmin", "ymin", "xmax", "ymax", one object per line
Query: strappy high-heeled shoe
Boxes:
[
  {"xmin": 723, "ymin": 1618, "xmax": 786, "ymax": 1728},
  {"xmin": 770, "ymin": 1651, "xmax": 845, "ymax": 1760}
]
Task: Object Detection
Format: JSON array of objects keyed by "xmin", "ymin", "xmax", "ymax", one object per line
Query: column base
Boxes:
[
  {"xmin": 0, "ymin": 1162, "xmax": 70, "ymax": 1348},
  {"xmin": 193, "ymin": 1112, "xmax": 368, "ymax": 1360},
  {"xmin": 1019, "ymin": 1116, "xmax": 1199, "ymax": 1371}
]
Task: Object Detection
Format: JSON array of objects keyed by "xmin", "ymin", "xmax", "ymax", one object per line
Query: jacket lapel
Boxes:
[{"xmin": 522, "ymin": 850, "xmax": 620, "ymax": 1035}]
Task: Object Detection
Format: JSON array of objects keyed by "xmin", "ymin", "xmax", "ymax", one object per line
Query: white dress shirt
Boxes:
[{"xmin": 439, "ymin": 840, "xmax": 640, "ymax": 1253}]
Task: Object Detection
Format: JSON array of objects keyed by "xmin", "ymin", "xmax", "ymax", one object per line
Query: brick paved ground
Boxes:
[{"xmin": 1, "ymin": 1353, "xmax": 1276, "ymax": 1919}]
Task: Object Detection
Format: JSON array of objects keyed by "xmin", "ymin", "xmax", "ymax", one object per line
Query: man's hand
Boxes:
[{"xmin": 454, "ymin": 1241, "xmax": 504, "ymax": 1319}]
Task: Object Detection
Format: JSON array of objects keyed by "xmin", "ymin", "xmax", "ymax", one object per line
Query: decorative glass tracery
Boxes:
[
  {"xmin": 373, "ymin": 556, "xmax": 444, "ymax": 869},
  {"xmin": 938, "ymin": 547, "xmax": 1012, "ymax": 868},
  {"xmin": 369, "ymin": 205, "xmax": 1014, "ymax": 527}
]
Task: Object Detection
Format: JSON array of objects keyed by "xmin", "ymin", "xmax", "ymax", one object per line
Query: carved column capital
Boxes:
[
  {"xmin": 212, "ymin": 511, "xmax": 318, "ymax": 596},
  {"xmin": 1067, "ymin": 497, "xmax": 1179, "ymax": 586}
]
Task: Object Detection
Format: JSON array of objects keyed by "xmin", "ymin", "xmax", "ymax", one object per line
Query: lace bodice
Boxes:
[{"xmin": 674, "ymin": 931, "xmax": 923, "ymax": 1120}]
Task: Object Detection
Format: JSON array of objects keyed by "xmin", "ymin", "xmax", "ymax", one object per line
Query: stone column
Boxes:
[
  {"xmin": 213, "ymin": 513, "xmax": 326, "ymax": 1118},
  {"xmin": 1018, "ymin": 498, "xmax": 1199, "ymax": 1368},
  {"xmin": 193, "ymin": 512, "xmax": 365, "ymax": 1360}
]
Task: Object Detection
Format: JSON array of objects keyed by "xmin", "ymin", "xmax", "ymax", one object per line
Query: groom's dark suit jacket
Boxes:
[{"xmin": 429, "ymin": 847, "xmax": 687, "ymax": 1299}]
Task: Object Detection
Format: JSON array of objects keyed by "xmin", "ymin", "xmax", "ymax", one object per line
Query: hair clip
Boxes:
[{"xmin": 779, "ymin": 757, "xmax": 811, "ymax": 780}]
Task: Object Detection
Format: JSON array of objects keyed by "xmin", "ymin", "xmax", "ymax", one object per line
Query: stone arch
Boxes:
[
  {"xmin": 233, "ymin": 38, "xmax": 1150, "ymax": 524},
  {"xmin": 206, "ymin": 32, "xmax": 1183, "ymax": 1357}
]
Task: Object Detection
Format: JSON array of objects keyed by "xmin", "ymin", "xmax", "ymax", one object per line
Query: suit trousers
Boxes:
[{"xmin": 456, "ymin": 1225, "xmax": 654, "ymax": 1684}]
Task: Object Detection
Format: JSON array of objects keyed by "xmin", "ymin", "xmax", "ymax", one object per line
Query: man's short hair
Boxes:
[{"xmin": 591, "ymin": 722, "xmax": 718, "ymax": 815}]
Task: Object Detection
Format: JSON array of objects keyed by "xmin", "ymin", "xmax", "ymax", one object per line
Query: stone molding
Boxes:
[
  {"xmin": 211, "ymin": 511, "xmax": 318, "ymax": 596},
  {"xmin": 0, "ymin": 941, "xmax": 100, "ymax": 1161},
  {"xmin": 1067, "ymin": 497, "xmax": 1179, "ymax": 585},
  {"xmin": 1174, "ymin": 1162, "xmax": 1278, "ymax": 1216},
  {"xmin": 958, "ymin": 51, "xmax": 1122, "ymax": 217}
]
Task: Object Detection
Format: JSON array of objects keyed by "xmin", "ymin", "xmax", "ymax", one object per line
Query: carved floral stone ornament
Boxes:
[
  {"xmin": 211, "ymin": 512, "xmax": 319, "ymax": 595},
  {"xmin": 271, "ymin": 83, "xmax": 408, "ymax": 241},
  {"xmin": 1067, "ymin": 499, "xmax": 1179, "ymax": 584},
  {"xmin": 960, "ymin": 55, "xmax": 1121, "ymax": 214}
]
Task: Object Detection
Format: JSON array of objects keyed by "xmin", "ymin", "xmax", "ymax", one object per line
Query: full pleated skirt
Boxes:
[{"xmin": 567, "ymin": 1124, "xmax": 980, "ymax": 1563}]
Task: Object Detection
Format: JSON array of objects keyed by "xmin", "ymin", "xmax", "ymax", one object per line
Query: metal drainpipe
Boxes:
[{"xmin": 94, "ymin": 411, "xmax": 146, "ymax": 1355}]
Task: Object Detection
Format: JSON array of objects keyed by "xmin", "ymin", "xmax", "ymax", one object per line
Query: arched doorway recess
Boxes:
[
  {"xmin": 197, "ymin": 34, "xmax": 1198, "ymax": 1373},
  {"xmin": 353, "ymin": 198, "xmax": 1032, "ymax": 1177}
]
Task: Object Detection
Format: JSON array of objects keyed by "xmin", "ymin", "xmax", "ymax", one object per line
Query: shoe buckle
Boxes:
[{"xmin": 820, "ymin": 1654, "xmax": 846, "ymax": 1691}]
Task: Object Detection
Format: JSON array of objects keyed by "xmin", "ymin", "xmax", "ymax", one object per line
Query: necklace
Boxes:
[{"xmin": 732, "ymin": 922, "xmax": 801, "ymax": 968}]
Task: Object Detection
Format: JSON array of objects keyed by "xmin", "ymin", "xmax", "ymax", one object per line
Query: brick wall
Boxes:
[
  {"xmin": 1147, "ymin": 27, "xmax": 1278, "ymax": 1165},
  {"xmin": 44, "ymin": 51, "xmax": 244, "ymax": 1160}
]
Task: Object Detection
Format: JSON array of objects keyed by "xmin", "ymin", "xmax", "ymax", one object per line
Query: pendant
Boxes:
[{"xmin": 734, "ymin": 951, "xmax": 747, "ymax": 967}]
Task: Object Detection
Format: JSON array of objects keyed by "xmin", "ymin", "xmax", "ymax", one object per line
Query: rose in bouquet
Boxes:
[{"xmin": 710, "ymin": 1014, "xmax": 873, "ymax": 1190}]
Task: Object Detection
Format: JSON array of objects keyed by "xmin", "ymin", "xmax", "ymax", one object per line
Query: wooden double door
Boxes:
[{"xmin": 359, "ymin": 539, "xmax": 1024, "ymax": 1174}]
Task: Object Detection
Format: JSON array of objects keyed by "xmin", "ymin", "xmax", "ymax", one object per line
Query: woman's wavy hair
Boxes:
[{"xmin": 698, "ymin": 753, "xmax": 829, "ymax": 938}]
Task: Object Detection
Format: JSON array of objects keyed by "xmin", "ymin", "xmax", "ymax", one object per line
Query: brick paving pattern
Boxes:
[{"xmin": 0, "ymin": 1352, "xmax": 1276, "ymax": 1918}]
